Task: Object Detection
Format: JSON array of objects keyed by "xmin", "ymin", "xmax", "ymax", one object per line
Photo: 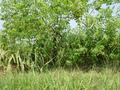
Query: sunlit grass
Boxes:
[{"xmin": 0, "ymin": 69, "xmax": 120, "ymax": 90}]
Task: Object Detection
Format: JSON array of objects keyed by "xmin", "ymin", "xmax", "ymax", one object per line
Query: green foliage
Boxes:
[{"xmin": 0, "ymin": 0, "xmax": 119, "ymax": 70}]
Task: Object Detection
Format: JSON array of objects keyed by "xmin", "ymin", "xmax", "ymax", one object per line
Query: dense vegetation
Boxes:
[{"xmin": 0, "ymin": 0, "xmax": 120, "ymax": 72}]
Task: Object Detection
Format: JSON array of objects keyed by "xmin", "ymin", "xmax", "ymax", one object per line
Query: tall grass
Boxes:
[{"xmin": 0, "ymin": 69, "xmax": 120, "ymax": 90}]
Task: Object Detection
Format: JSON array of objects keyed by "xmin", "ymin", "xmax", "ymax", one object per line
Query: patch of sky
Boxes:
[
  {"xmin": 0, "ymin": 20, "xmax": 3, "ymax": 30},
  {"xmin": 110, "ymin": 3, "xmax": 120, "ymax": 16},
  {"xmin": 101, "ymin": 4, "xmax": 108, "ymax": 9},
  {"xmin": 88, "ymin": 0, "xmax": 95, "ymax": 4},
  {"xmin": 69, "ymin": 19, "xmax": 77, "ymax": 29}
]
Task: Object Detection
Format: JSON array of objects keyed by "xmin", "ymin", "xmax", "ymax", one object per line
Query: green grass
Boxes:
[{"xmin": 0, "ymin": 69, "xmax": 120, "ymax": 90}]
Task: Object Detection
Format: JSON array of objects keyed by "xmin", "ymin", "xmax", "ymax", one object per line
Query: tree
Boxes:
[{"xmin": 0, "ymin": 0, "xmax": 119, "ymax": 70}]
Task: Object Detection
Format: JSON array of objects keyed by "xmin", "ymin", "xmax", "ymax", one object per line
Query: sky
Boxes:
[
  {"xmin": 0, "ymin": 2, "xmax": 120, "ymax": 29},
  {"xmin": 0, "ymin": 20, "xmax": 3, "ymax": 30}
]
